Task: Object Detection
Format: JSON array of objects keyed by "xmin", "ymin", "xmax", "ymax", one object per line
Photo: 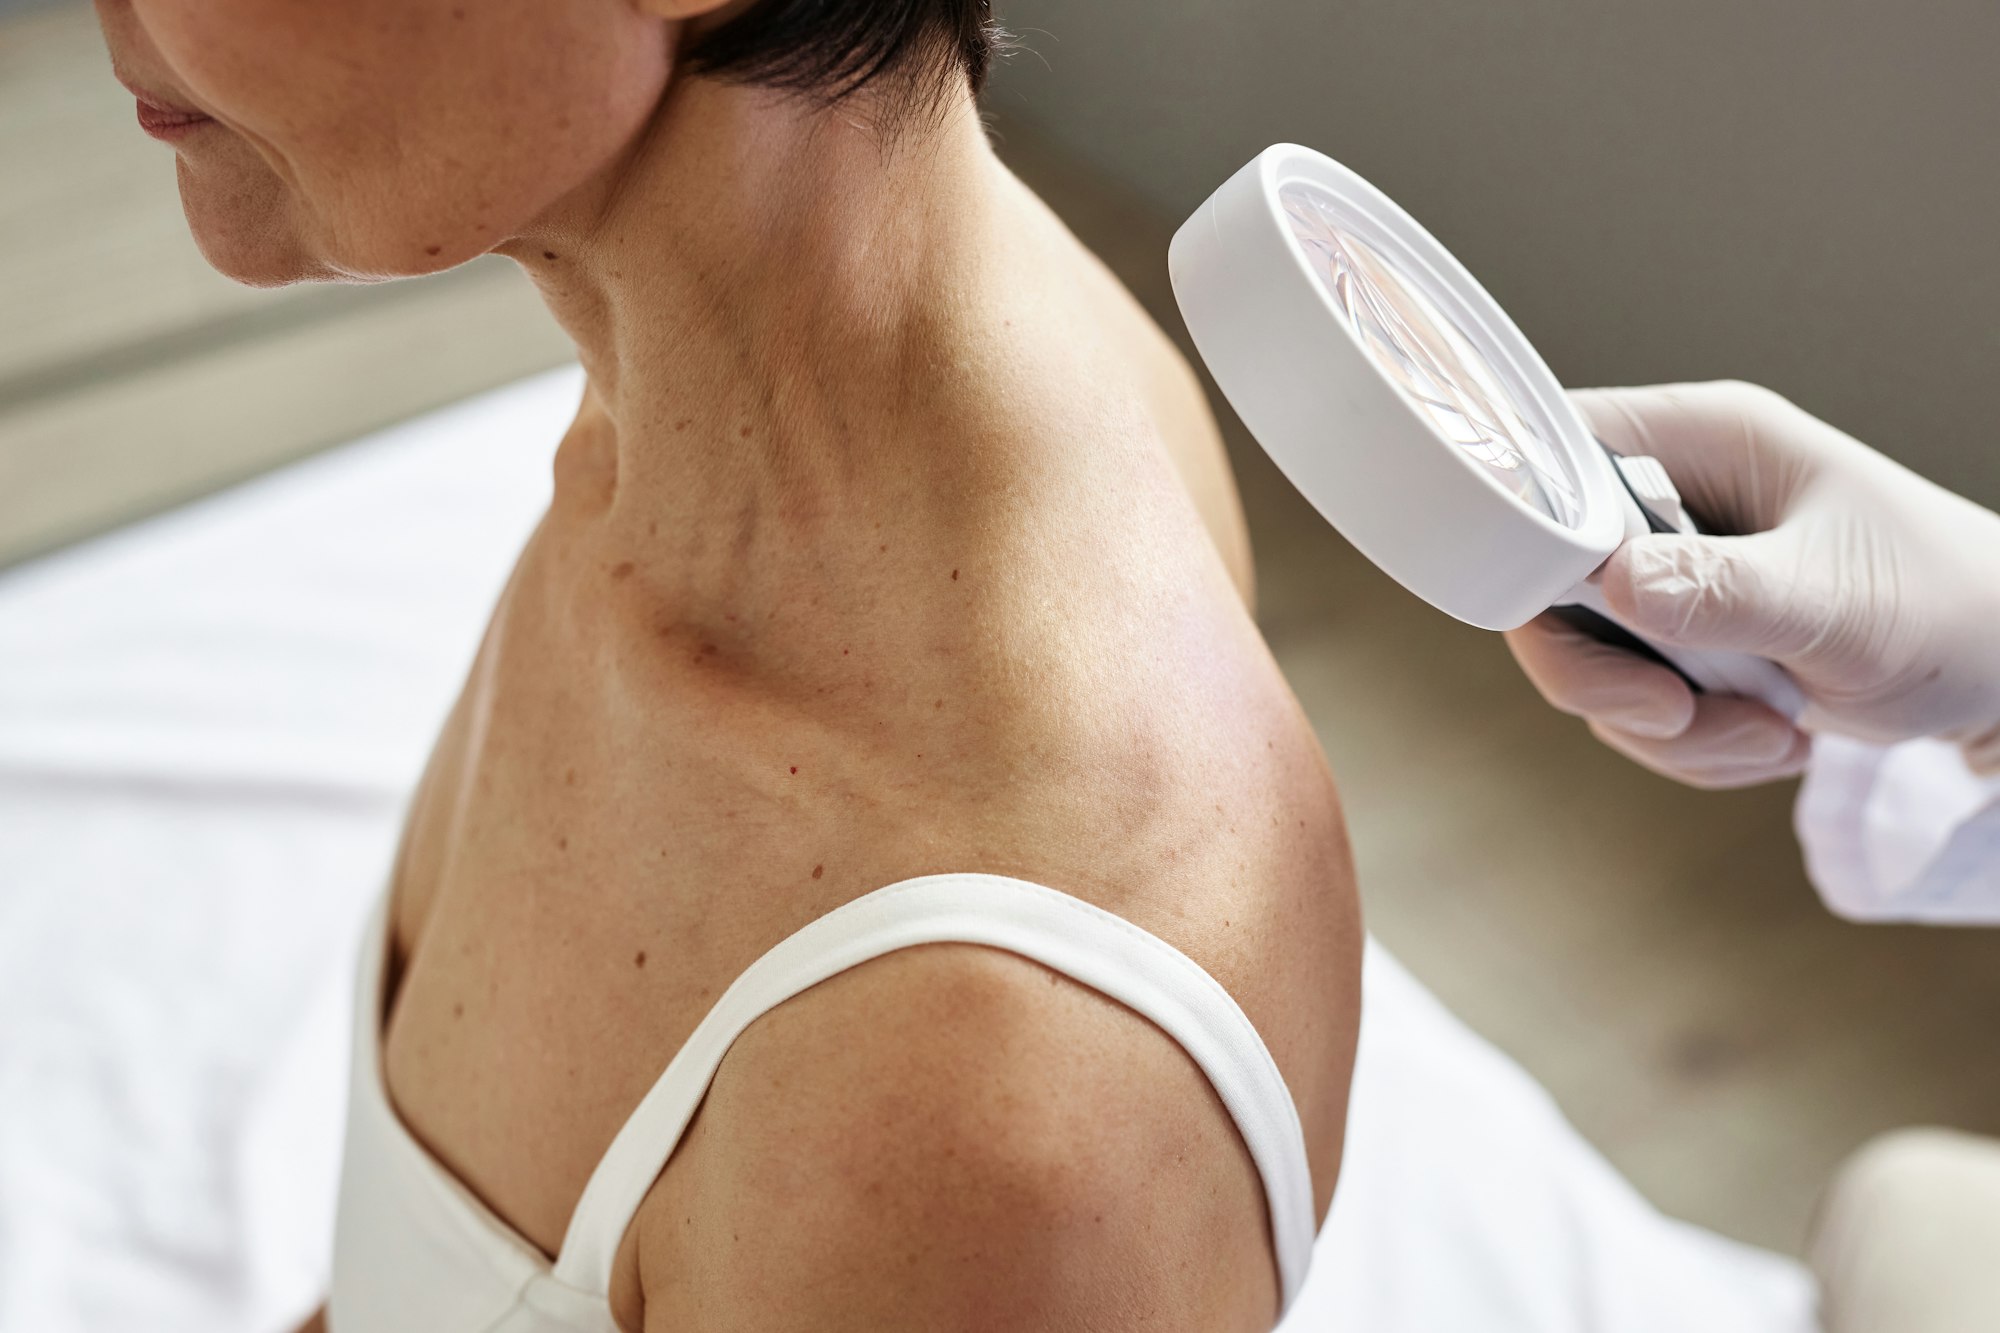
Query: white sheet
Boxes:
[{"xmin": 0, "ymin": 367, "xmax": 1818, "ymax": 1332}]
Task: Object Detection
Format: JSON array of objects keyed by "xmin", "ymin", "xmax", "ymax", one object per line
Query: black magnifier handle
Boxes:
[
  {"xmin": 1546, "ymin": 439, "xmax": 1704, "ymax": 690},
  {"xmin": 1546, "ymin": 603, "xmax": 1693, "ymax": 683}
]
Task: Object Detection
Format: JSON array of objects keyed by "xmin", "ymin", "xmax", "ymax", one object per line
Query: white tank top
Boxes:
[{"xmin": 328, "ymin": 873, "xmax": 1318, "ymax": 1330}]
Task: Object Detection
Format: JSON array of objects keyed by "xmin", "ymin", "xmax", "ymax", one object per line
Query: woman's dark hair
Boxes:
[{"xmin": 685, "ymin": 0, "xmax": 1008, "ymax": 107}]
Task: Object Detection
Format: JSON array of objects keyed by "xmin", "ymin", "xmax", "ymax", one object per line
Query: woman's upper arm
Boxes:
[{"xmin": 632, "ymin": 943, "xmax": 1278, "ymax": 1332}]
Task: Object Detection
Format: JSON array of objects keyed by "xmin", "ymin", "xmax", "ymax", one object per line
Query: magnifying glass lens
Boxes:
[{"xmin": 1279, "ymin": 182, "xmax": 1582, "ymax": 528}]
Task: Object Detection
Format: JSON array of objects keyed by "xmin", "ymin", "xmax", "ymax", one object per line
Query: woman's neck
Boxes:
[{"xmin": 499, "ymin": 78, "xmax": 1033, "ymax": 585}]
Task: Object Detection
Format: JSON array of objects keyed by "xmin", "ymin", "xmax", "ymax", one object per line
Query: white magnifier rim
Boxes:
[{"xmin": 1170, "ymin": 144, "xmax": 1630, "ymax": 631}]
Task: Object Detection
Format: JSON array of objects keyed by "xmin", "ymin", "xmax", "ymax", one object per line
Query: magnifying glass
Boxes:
[{"xmin": 1169, "ymin": 143, "xmax": 1802, "ymax": 718}]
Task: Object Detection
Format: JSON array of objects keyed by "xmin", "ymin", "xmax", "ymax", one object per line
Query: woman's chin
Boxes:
[
  {"xmin": 189, "ymin": 233, "xmax": 332, "ymax": 288},
  {"xmin": 175, "ymin": 161, "xmax": 332, "ymax": 287},
  {"xmin": 177, "ymin": 161, "xmax": 469, "ymax": 287}
]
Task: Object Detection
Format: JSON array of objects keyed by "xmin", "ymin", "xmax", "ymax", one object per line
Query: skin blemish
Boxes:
[
  {"xmin": 950, "ymin": 569, "xmax": 959, "ymax": 581},
  {"xmin": 451, "ymin": 5, "xmax": 465, "ymax": 17},
  {"xmin": 934, "ymin": 698, "xmax": 943, "ymax": 709},
  {"xmin": 452, "ymin": 1002, "xmax": 464, "ymax": 1019},
  {"xmin": 557, "ymin": 836, "xmax": 569, "ymax": 852},
  {"xmin": 634, "ymin": 950, "xmax": 647, "ymax": 969},
  {"xmin": 879, "ymin": 544, "xmax": 887, "ymax": 553},
  {"xmin": 542, "ymin": 250, "xmax": 557, "ymax": 261},
  {"xmin": 648, "ymin": 521, "xmax": 658, "ymax": 537},
  {"xmin": 789, "ymin": 766, "xmax": 798, "ymax": 775},
  {"xmin": 724, "ymin": 612, "xmax": 737, "ymax": 622},
  {"xmin": 812, "ymin": 864, "xmax": 824, "ymax": 879},
  {"xmin": 564, "ymin": 768, "xmax": 577, "ymax": 786},
  {"xmin": 673, "ymin": 419, "xmax": 690, "ymax": 432},
  {"xmin": 842, "ymin": 648, "xmax": 849, "ymax": 656},
  {"xmin": 610, "ymin": 561, "xmax": 635, "ymax": 581},
  {"xmin": 700, "ymin": 643, "xmax": 717, "ymax": 656},
  {"xmin": 424, "ymin": 245, "xmax": 442, "ymax": 256},
  {"xmin": 739, "ymin": 425, "xmax": 752, "ymax": 439}
]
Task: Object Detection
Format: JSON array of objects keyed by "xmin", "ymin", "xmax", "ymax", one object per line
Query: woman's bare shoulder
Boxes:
[
  {"xmin": 618, "ymin": 639, "xmax": 1364, "ymax": 1323},
  {"xmin": 1000, "ymin": 165, "xmax": 1256, "ymax": 605},
  {"xmin": 625, "ymin": 939, "xmax": 1286, "ymax": 1332}
]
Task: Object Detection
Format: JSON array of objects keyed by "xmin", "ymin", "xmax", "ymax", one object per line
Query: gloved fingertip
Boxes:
[
  {"xmin": 1566, "ymin": 387, "xmax": 1642, "ymax": 453},
  {"xmin": 1601, "ymin": 542, "xmax": 1671, "ymax": 628},
  {"xmin": 1957, "ymin": 722, "xmax": 2000, "ymax": 777},
  {"xmin": 1604, "ymin": 537, "xmax": 1730, "ymax": 646},
  {"xmin": 1733, "ymin": 715, "xmax": 1808, "ymax": 764},
  {"xmin": 1606, "ymin": 697, "xmax": 1695, "ymax": 740}
]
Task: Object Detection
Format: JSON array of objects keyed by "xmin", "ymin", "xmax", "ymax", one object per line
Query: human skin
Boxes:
[{"xmin": 95, "ymin": 2, "xmax": 1362, "ymax": 1327}]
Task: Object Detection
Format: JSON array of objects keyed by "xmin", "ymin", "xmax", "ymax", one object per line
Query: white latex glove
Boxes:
[{"xmin": 1506, "ymin": 381, "xmax": 2000, "ymax": 789}]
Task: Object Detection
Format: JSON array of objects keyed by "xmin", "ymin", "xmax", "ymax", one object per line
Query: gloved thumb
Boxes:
[{"xmin": 1600, "ymin": 529, "xmax": 1821, "ymax": 660}]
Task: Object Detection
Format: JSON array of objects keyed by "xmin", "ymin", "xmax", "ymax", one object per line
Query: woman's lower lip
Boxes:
[{"xmin": 135, "ymin": 99, "xmax": 213, "ymax": 141}]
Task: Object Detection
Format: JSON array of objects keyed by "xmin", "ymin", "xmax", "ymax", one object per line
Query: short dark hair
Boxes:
[{"xmin": 685, "ymin": 0, "xmax": 1007, "ymax": 106}]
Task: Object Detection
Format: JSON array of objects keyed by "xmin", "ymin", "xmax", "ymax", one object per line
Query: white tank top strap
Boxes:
[{"xmin": 551, "ymin": 872, "xmax": 1317, "ymax": 1311}]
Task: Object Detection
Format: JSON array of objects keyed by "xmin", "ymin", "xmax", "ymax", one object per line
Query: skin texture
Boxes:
[{"xmin": 95, "ymin": 2, "xmax": 1357, "ymax": 1328}]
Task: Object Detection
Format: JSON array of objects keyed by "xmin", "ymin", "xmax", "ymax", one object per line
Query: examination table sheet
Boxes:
[{"xmin": 0, "ymin": 368, "xmax": 1818, "ymax": 1333}]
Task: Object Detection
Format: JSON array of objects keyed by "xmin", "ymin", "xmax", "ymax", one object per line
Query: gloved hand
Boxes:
[{"xmin": 1505, "ymin": 381, "xmax": 2000, "ymax": 788}]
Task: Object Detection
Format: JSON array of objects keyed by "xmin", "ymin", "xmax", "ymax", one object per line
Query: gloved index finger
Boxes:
[{"xmin": 1569, "ymin": 382, "xmax": 1801, "ymax": 536}]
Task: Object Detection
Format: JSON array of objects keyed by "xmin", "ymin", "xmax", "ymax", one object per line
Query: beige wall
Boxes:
[{"xmin": 989, "ymin": 1, "xmax": 2000, "ymax": 506}]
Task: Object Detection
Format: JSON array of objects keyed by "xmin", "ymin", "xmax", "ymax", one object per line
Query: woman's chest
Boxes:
[
  {"xmin": 370, "ymin": 607, "xmax": 970, "ymax": 1260},
  {"xmin": 372, "ymin": 662, "xmax": 866, "ymax": 1261}
]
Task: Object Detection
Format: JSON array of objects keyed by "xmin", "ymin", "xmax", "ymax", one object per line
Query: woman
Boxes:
[{"xmin": 93, "ymin": 0, "xmax": 1363, "ymax": 1328}]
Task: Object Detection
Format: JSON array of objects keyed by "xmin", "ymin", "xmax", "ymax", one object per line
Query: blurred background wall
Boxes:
[{"xmin": 987, "ymin": 0, "xmax": 2000, "ymax": 507}]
